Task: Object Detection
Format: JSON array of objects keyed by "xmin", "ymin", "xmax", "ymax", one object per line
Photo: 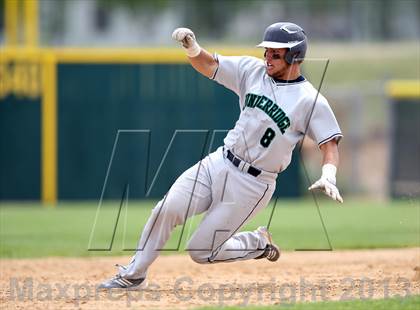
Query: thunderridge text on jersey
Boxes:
[{"xmin": 244, "ymin": 93, "xmax": 290, "ymax": 134}]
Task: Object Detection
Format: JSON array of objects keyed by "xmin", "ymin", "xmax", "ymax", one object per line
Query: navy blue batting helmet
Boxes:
[{"xmin": 258, "ymin": 22, "xmax": 307, "ymax": 64}]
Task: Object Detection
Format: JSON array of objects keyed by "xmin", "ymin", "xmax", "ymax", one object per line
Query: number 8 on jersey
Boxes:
[{"xmin": 260, "ymin": 127, "xmax": 276, "ymax": 147}]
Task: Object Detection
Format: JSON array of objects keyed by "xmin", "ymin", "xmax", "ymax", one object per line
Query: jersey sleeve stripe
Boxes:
[
  {"xmin": 318, "ymin": 133, "xmax": 343, "ymax": 146},
  {"xmin": 210, "ymin": 53, "xmax": 219, "ymax": 80}
]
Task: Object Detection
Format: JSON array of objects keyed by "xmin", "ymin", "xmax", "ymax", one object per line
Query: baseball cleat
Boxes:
[
  {"xmin": 254, "ymin": 226, "xmax": 281, "ymax": 262},
  {"xmin": 98, "ymin": 275, "xmax": 147, "ymax": 290}
]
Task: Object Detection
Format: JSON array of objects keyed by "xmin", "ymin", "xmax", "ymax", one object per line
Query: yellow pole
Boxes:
[
  {"xmin": 23, "ymin": 0, "xmax": 39, "ymax": 47},
  {"xmin": 5, "ymin": 0, "xmax": 19, "ymax": 46},
  {"xmin": 42, "ymin": 52, "xmax": 57, "ymax": 205}
]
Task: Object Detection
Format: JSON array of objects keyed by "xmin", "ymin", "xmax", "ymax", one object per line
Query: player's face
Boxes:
[{"xmin": 264, "ymin": 48, "xmax": 291, "ymax": 79}]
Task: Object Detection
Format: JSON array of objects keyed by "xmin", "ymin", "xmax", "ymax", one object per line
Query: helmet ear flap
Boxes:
[
  {"xmin": 285, "ymin": 40, "xmax": 307, "ymax": 64},
  {"xmin": 284, "ymin": 49, "xmax": 294, "ymax": 64},
  {"xmin": 285, "ymin": 48, "xmax": 300, "ymax": 64}
]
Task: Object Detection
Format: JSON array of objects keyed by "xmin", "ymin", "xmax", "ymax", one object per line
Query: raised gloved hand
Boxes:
[
  {"xmin": 172, "ymin": 27, "xmax": 201, "ymax": 57},
  {"xmin": 308, "ymin": 164, "xmax": 343, "ymax": 203}
]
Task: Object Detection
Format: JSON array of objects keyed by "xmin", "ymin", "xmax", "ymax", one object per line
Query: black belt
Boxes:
[{"xmin": 226, "ymin": 149, "xmax": 261, "ymax": 177}]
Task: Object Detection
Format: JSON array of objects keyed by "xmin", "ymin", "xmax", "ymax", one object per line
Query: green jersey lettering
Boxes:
[{"xmin": 243, "ymin": 93, "xmax": 290, "ymax": 134}]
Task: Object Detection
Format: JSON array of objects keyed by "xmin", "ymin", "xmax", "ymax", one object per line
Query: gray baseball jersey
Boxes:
[{"xmin": 212, "ymin": 55, "xmax": 342, "ymax": 174}]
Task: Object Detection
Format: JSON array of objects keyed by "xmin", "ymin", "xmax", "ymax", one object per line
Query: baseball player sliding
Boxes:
[{"xmin": 99, "ymin": 22, "xmax": 343, "ymax": 289}]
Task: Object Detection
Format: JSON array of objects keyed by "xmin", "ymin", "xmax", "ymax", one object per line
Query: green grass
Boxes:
[
  {"xmin": 0, "ymin": 199, "xmax": 418, "ymax": 258},
  {"xmin": 197, "ymin": 295, "xmax": 420, "ymax": 310}
]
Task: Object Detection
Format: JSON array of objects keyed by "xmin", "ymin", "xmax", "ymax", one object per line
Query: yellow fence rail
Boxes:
[{"xmin": 386, "ymin": 80, "xmax": 420, "ymax": 99}]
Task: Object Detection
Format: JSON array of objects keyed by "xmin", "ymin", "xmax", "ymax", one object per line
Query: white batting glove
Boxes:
[
  {"xmin": 308, "ymin": 164, "xmax": 343, "ymax": 203},
  {"xmin": 172, "ymin": 27, "xmax": 201, "ymax": 57}
]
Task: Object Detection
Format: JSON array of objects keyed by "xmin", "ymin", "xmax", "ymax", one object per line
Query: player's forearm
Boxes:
[
  {"xmin": 319, "ymin": 140, "xmax": 340, "ymax": 186},
  {"xmin": 188, "ymin": 49, "xmax": 218, "ymax": 78},
  {"xmin": 320, "ymin": 140, "xmax": 339, "ymax": 167},
  {"xmin": 310, "ymin": 139, "xmax": 343, "ymax": 203}
]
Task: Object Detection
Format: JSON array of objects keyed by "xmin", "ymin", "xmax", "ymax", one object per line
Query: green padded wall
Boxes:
[
  {"xmin": 0, "ymin": 63, "xmax": 300, "ymax": 201},
  {"xmin": 57, "ymin": 63, "xmax": 301, "ymax": 200},
  {"xmin": 0, "ymin": 96, "xmax": 41, "ymax": 200},
  {"xmin": 390, "ymin": 99, "xmax": 420, "ymax": 198}
]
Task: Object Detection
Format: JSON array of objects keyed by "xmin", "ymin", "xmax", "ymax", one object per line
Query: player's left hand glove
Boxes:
[
  {"xmin": 172, "ymin": 27, "xmax": 201, "ymax": 57},
  {"xmin": 308, "ymin": 164, "xmax": 343, "ymax": 203}
]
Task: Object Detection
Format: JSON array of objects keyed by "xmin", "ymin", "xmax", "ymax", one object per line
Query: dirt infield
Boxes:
[{"xmin": 1, "ymin": 248, "xmax": 419, "ymax": 309}]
